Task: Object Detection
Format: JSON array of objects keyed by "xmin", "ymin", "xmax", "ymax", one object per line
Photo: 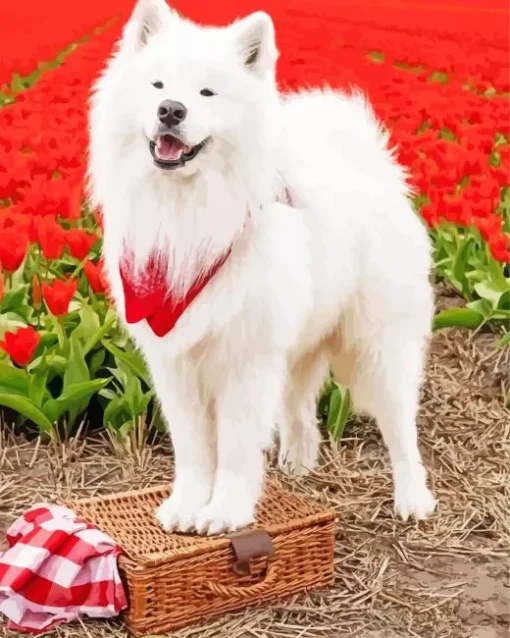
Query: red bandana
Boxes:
[
  {"xmin": 120, "ymin": 248, "xmax": 232, "ymax": 338},
  {"xmin": 119, "ymin": 189, "xmax": 292, "ymax": 338}
]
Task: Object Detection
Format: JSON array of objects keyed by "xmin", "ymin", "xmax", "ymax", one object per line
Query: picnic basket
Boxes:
[{"xmin": 71, "ymin": 479, "xmax": 335, "ymax": 636}]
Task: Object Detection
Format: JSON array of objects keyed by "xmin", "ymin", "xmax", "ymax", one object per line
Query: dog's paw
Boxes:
[
  {"xmin": 394, "ymin": 471, "xmax": 437, "ymax": 522},
  {"xmin": 194, "ymin": 474, "xmax": 257, "ymax": 535},
  {"xmin": 194, "ymin": 499, "xmax": 255, "ymax": 536},
  {"xmin": 278, "ymin": 422, "xmax": 320, "ymax": 477},
  {"xmin": 156, "ymin": 482, "xmax": 211, "ymax": 533},
  {"xmin": 278, "ymin": 445, "xmax": 311, "ymax": 476}
]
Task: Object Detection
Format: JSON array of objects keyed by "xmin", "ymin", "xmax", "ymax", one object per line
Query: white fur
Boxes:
[{"xmin": 88, "ymin": 0, "xmax": 437, "ymax": 534}]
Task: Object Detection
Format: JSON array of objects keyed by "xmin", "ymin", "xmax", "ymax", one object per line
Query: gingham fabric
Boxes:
[{"xmin": 0, "ymin": 504, "xmax": 127, "ymax": 633}]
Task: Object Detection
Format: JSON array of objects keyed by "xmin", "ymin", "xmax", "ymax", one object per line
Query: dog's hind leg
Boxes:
[
  {"xmin": 332, "ymin": 315, "xmax": 437, "ymax": 521},
  {"xmin": 278, "ymin": 346, "xmax": 329, "ymax": 476}
]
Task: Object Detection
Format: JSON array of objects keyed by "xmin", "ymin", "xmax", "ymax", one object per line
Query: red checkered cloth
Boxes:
[{"xmin": 0, "ymin": 503, "xmax": 127, "ymax": 633}]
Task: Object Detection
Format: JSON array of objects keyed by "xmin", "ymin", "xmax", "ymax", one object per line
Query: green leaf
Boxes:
[
  {"xmin": 107, "ymin": 364, "xmax": 128, "ymax": 388},
  {"xmin": 43, "ymin": 378, "xmax": 111, "ymax": 423},
  {"xmin": 487, "ymin": 257, "xmax": 508, "ymax": 291},
  {"xmin": 467, "ymin": 299, "xmax": 493, "ymax": 317},
  {"xmin": 60, "ymin": 378, "xmax": 111, "ymax": 405},
  {"xmin": 119, "ymin": 420, "xmax": 135, "ymax": 438},
  {"xmin": 496, "ymin": 332, "xmax": 510, "ymax": 349},
  {"xmin": 326, "ymin": 387, "xmax": 341, "ymax": 432},
  {"xmin": 498, "ymin": 291, "xmax": 510, "ymax": 311},
  {"xmin": 83, "ymin": 311, "xmax": 117, "ymax": 355},
  {"xmin": 0, "ymin": 383, "xmax": 28, "ymax": 398},
  {"xmin": 45, "ymin": 354, "xmax": 68, "ymax": 375},
  {"xmin": 125, "ymin": 373, "xmax": 145, "ymax": 417},
  {"xmin": 0, "ymin": 312, "xmax": 26, "ymax": 338},
  {"xmin": 29, "ymin": 367, "xmax": 49, "ymax": 408},
  {"xmin": 433, "ymin": 307, "xmax": 485, "ymax": 330},
  {"xmin": 474, "ymin": 281, "xmax": 505, "ymax": 308},
  {"xmin": 327, "ymin": 385, "xmax": 352, "ymax": 441},
  {"xmin": 140, "ymin": 390, "xmax": 155, "ymax": 415},
  {"xmin": 335, "ymin": 388, "xmax": 352, "ymax": 440},
  {"xmin": 0, "ymin": 285, "xmax": 29, "ymax": 314},
  {"xmin": 151, "ymin": 404, "xmax": 167, "ymax": 433},
  {"xmin": 490, "ymin": 309, "xmax": 510, "ymax": 320},
  {"xmin": 99, "ymin": 388, "xmax": 120, "ymax": 402},
  {"xmin": 39, "ymin": 333, "xmax": 59, "ymax": 349},
  {"xmin": 0, "ymin": 363, "xmax": 29, "ymax": 395},
  {"xmin": 42, "ymin": 399, "xmax": 62, "ymax": 425},
  {"xmin": 106, "ymin": 359, "xmax": 153, "ymax": 417},
  {"xmin": 103, "ymin": 396, "xmax": 129, "ymax": 430},
  {"xmin": 64, "ymin": 333, "xmax": 91, "ymax": 427},
  {"xmin": 64, "ymin": 333, "xmax": 89, "ymax": 391},
  {"xmin": 0, "ymin": 393, "xmax": 53, "ymax": 434},
  {"xmin": 61, "ymin": 310, "xmax": 80, "ymax": 329},
  {"xmin": 101, "ymin": 340, "xmax": 150, "ymax": 386},
  {"xmin": 89, "ymin": 348, "xmax": 106, "ymax": 376},
  {"xmin": 110, "ymin": 330, "xmax": 129, "ymax": 349},
  {"xmin": 452, "ymin": 235, "xmax": 475, "ymax": 298},
  {"xmin": 72, "ymin": 304, "xmax": 101, "ymax": 346}
]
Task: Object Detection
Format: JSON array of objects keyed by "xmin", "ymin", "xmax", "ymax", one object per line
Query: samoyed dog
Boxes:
[{"xmin": 88, "ymin": 0, "xmax": 437, "ymax": 534}]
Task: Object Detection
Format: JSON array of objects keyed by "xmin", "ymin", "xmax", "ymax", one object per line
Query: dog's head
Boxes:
[{"xmin": 102, "ymin": 0, "xmax": 280, "ymax": 176}]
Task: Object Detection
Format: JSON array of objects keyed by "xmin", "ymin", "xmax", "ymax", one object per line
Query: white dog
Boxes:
[{"xmin": 88, "ymin": 0, "xmax": 437, "ymax": 535}]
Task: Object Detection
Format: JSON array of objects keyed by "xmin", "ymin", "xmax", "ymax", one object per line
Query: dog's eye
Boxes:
[
  {"xmin": 200, "ymin": 88, "xmax": 216, "ymax": 97},
  {"xmin": 152, "ymin": 81, "xmax": 164, "ymax": 89}
]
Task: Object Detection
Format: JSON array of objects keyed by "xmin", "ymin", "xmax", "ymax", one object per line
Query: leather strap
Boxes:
[{"xmin": 227, "ymin": 529, "xmax": 275, "ymax": 577}]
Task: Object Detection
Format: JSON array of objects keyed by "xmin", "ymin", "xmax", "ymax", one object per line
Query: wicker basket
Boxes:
[{"xmin": 71, "ymin": 480, "xmax": 335, "ymax": 636}]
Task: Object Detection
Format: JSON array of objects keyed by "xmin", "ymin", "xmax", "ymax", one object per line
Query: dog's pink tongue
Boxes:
[{"xmin": 156, "ymin": 135, "xmax": 184, "ymax": 161}]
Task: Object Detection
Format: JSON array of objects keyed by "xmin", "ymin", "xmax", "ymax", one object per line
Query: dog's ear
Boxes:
[
  {"xmin": 123, "ymin": 0, "xmax": 173, "ymax": 51},
  {"xmin": 232, "ymin": 12, "xmax": 278, "ymax": 76}
]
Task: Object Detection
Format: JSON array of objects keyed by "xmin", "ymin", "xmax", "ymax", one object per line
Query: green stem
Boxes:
[
  {"xmin": 70, "ymin": 259, "xmax": 86, "ymax": 279},
  {"xmin": 54, "ymin": 317, "xmax": 68, "ymax": 353}
]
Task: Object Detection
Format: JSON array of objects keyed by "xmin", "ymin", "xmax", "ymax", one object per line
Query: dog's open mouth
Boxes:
[{"xmin": 149, "ymin": 134, "xmax": 208, "ymax": 170}]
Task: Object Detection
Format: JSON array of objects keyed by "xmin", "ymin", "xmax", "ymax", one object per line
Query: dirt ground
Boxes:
[{"xmin": 0, "ymin": 309, "xmax": 509, "ymax": 637}]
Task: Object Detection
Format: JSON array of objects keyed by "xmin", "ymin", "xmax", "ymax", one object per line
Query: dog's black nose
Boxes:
[{"xmin": 157, "ymin": 100, "xmax": 187, "ymax": 127}]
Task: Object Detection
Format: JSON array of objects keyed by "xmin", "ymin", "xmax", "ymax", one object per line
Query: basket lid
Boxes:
[{"xmin": 69, "ymin": 480, "xmax": 334, "ymax": 567}]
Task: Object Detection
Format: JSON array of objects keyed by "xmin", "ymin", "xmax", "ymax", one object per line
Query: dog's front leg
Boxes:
[
  {"xmin": 194, "ymin": 355, "xmax": 286, "ymax": 536},
  {"xmin": 150, "ymin": 354, "xmax": 216, "ymax": 533}
]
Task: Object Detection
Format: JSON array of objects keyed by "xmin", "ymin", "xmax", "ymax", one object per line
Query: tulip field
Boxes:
[{"xmin": 0, "ymin": 0, "xmax": 508, "ymax": 441}]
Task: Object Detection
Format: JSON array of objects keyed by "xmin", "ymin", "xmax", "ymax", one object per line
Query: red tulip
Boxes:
[
  {"xmin": 476, "ymin": 216, "xmax": 503, "ymax": 242},
  {"xmin": 0, "ymin": 227, "xmax": 29, "ymax": 273},
  {"xmin": 0, "ymin": 326, "xmax": 41, "ymax": 367},
  {"xmin": 0, "ymin": 211, "xmax": 32, "ymax": 235},
  {"xmin": 42, "ymin": 278, "xmax": 78, "ymax": 316},
  {"xmin": 488, "ymin": 235, "xmax": 510, "ymax": 264},
  {"xmin": 36, "ymin": 217, "xmax": 66, "ymax": 260},
  {"xmin": 0, "ymin": 268, "xmax": 4, "ymax": 304},
  {"xmin": 66, "ymin": 229, "xmax": 98, "ymax": 261},
  {"xmin": 83, "ymin": 258, "xmax": 107, "ymax": 294},
  {"xmin": 60, "ymin": 181, "xmax": 83, "ymax": 221}
]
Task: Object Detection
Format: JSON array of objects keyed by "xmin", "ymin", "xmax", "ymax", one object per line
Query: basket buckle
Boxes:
[{"xmin": 227, "ymin": 529, "xmax": 275, "ymax": 577}]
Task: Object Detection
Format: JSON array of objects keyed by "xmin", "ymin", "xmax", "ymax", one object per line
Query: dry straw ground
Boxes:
[{"xmin": 1, "ymin": 290, "xmax": 509, "ymax": 638}]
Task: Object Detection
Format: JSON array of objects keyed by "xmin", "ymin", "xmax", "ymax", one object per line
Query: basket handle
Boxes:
[
  {"xmin": 194, "ymin": 529, "xmax": 278, "ymax": 600},
  {"xmin": 194, "ymin": 564, "xmax": 279, "ymax": 600}
]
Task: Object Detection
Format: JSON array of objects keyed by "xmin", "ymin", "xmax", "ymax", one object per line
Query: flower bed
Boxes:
[
  {"xmin": 0, "ymin": 0, "xmax": 133, "ymax": 92},
  {"xmin": 0, "ymin": 0, "xmax": 508, "ymax": 440}
]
